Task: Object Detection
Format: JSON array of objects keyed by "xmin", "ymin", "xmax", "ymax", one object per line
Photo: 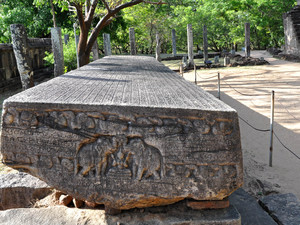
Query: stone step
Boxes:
[
  {"xmin": 230, "ymin": 189, "xmax": 277, "ymax": 225},
  {"xmin": 0, "ymin": 204, "xmax": 241, "ymax": 225},
  {"xmin": 0, "ymin": 172, "xmax": 52, "ymax": 210},
  {"xmin": 259, "ymin": 193, "xmax": 300, "ymax": 225},
  {"xmin": 0, "ymin": 56, "xmax": 243, "ymax": 211}
]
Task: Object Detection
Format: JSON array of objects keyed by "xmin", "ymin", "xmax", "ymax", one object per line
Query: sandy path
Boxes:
[{"xmin": 183, "ymin": 50, "xmax": 300, "ymax": 199}]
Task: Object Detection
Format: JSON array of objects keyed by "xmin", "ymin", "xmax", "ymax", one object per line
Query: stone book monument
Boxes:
[{"xmin": 0, "ymin": 56, "xmax": 243, "ymax": 213}]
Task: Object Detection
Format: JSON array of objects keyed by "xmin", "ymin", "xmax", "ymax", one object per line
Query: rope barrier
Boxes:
[
  {"xmin": 277, "ymin": 97, "xmax": 300, "ymax": 122},
  {"xmin": 238, "ymin": 116, "xmax": 270, "ymax": 132},
  {"xmin": 223, "ymin": 80, "xmax": 269, "ymax": 97},
  {"xmin": 274, "ymin": 132, "xmax": 300, "ymax": 160},
  {"xmin": 195, "ymin": 71, "xmax": 217, "ymax": 80},
  {"xmin": 239, "ymin": 114, "xmax": 300, "ymax": 161}
]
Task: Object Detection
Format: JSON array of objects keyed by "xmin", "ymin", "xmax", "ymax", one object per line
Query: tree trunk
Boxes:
[
  {"xmin": 79, "ymin": 52, "xmax": 90, "ymax": 67},
  {"xmin": 74, "ymin": 0, "xmax": 165, "ymax": 67},
  {"xmin": 50, "ymin": 0, "xmax": 57, "ymax": 27},
  {"xmin": 10, "ymin": 24, "xmax": 34, "ymax": 90}
]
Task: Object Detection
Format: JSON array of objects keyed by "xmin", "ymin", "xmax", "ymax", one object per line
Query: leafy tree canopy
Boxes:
[{"xmin": 0, "ymin": 0, "xmax": 298, "ymax": 56}]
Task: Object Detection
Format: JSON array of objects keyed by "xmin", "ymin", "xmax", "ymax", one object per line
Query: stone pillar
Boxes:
[
  {"xmin": 203, "ymin": 25, "xmax": 209, "ymax": 62},
  {"xmin": 103, "ymin": 33, "xmax": 112, "ymax": 56},
  {"xmin": 187, "ymin": 24, "xmax": 194, "ymax": 67},
  {"xmin": 214, "ymin": 56, "xmax": 220, "ymax": 64},
  {"xmin": 156, "ymin": 33, "xmax": 161, "ymax": 62},
  {"xmin": 64, "ymin": 34, "xmax": 69, "ymax": 45},
  {"xmin": 129, "ymin": 28, "xmax": 136, "ymax": 55},
  {"xmin": 92, "ymin": 40, "xmax": 99, "ymax": 60},
  {"xmin": 74, "ymin": 23, "xmax": 79, "ymax": 68},
  {"xmin": 51, "ymin": 27, "xmax": 64, "ymax": 76},
  {"xmin": 298, "ymin": 0, "xmax": 300, "ymax": 5},
  {"xmin": 245, "ymin": 23, "xmax": 251, "ymax": 58},
  {"xmin": 224, "ymin": 56, "xmax": 230, "ymax": 66},
  {"xmin": 171, "ymin": 29, "xmax": 177, "ymax": 57},
  {"xmin": 10, "ymin": 24, "xmax": 34, "ymax": 90}
]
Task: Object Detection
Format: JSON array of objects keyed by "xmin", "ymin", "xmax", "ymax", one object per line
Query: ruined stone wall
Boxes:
[
  {"xmin": 283, "ymin": 6, "xmax": 300, "ymax": 56},
  {"xmin": 0, "ymin": 38, "xmax": 52, "ymax": 92}
]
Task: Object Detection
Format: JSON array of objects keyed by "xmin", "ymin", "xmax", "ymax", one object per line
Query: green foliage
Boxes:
[
  {"xmin": 168, "ymin": 0, "xmax": 296, "ymax": 50},
  {"xmin": 0, "ymin": 0, "xmax": 72, "ymax": 43},
  {"xmin": 1, "ymin": 0, "xmax": 298, "ymax": 53}
]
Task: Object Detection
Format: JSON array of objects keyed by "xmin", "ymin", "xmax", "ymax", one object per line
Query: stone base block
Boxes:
[
  {"xmin": 0, "ymin": 172, "xmax": 52, "ymax": 210},
  {"xmin": 0, "ymin": 203, "xmax": 241, "ymax": 225}
]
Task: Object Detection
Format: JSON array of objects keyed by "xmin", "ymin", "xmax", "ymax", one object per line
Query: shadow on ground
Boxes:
[{"xmin": 208, "ymin": 90, "xmax": 300, "ymax": 200}]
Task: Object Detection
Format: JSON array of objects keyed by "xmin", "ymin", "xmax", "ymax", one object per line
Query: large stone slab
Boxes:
[
  {"xmin": 0, "ymin": 204, "xmax": 241, "ymax": 225},
  {"xmin": 229, "ymin": 188, "xmax": 277, "ymax": 225},
  {"xmin": 0, "ymin": 56, "xmax": 243, "ymax": 210},
  {"xmin": 259, "ymin": 193, "xmax": 300, "ymax": 225}
]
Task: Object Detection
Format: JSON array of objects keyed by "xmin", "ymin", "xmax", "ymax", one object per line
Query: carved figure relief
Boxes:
[
  {"xmin": 125, "ymin": 138, "xmax": 164, "ymax": 181},
  {"xmin": 74, "ymin": 135, "xmax": 164, "ymax": 181},
  {"xmin": 75, "ymin": 136, "xmax": 116, "ymax": 177}
]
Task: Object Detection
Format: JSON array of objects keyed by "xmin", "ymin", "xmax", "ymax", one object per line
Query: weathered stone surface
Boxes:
[
  {"xmin": 156, "ymin": 33, "xmax": 161, "ymax": 62},
  {"xmin": 92, "ymin": 40, "xmax": 99, "ymax": 61},
  {"xmin": 229, "ymin": 188, "xmax": 277, "ymax": 225},
  {"xmin": 245, "ymin": 23, "xmax": 251, "ymax": 57},
  {"xmin": 59, "ymin": 194, "xmax": 73, "ymax": 206},
  {"xmin": 0, "ymin": 204, "xmax": 241, "ymax": 225},
  {"xmin": 103, "ymin": 33, "xmax": 111, "ymax": 57},
  {"xmin": 259, "ymin": 193, "xmax": 300, "ymax": 225},
  {"xmin": 203, "ymin": 25, "xmax": 209, "ymax": 62},
  {"xmin": 0, "ymin": 56, "xmax": 243, "ymax": 210},
  {"xmin": 187, "ymin": 24, "xmax": 194, "ymax": 66},
  {"xmin": 0, "ymin": 172, "xmax": 52, "ymax": 210},
  {"xmin": 129, "ymin": 28, "xmax": 136, "ymax": 55},
  {"xmin": 187, "ymin": 199, "xmax": 229, "ymax": 210},
  {"xmin": 51, "ymin": 27, "xmax": 64, "ymax": 77},
  {"xmin": 73, "ymin": 198, "xmax": 84, "ymax": 208},
  {"xmin": 171, "ymin": 29, "xmax": 177, "ymax": 57},
  {"xmin": 283, "ymin": 5, "xmax": 300, "ymax": 56}
]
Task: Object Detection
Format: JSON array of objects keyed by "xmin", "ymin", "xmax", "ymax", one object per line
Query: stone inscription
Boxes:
[{"xmin": 1, "ymin": 106, "xmax": 242, "ymax": 209}]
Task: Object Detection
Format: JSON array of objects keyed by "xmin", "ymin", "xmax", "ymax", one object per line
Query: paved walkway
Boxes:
[{"xmin": 183, "ymin": 50, "xmax": 300, "ymax": 200}]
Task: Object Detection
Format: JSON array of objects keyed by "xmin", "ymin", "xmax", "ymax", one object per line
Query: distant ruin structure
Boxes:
[{"xmin": 283, "ymin": 3, "xmax": 300, "ymax": 56}]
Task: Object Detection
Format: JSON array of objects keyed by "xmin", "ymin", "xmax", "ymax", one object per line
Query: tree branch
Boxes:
[
  {"xmin": 83, "ymin": 0, "xmax": 167, "ymax": 64},
  {"xmin": 85, "ymin": 0, "xmax": 91, "ymax": 17},
  {"xmin": 85, "ymin": 0, "xmax": 98, "ymax": 27},
  {"xmin": 101, "ymin": 0, "xmax": 111, "ymax": 12},
  {"xmin": 143, "ymin": 0, "xmax": 167, "ymax": 5}
]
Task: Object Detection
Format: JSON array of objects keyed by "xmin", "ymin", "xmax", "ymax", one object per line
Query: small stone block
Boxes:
[
  {"xmin": 230, "ymin": 188, "xmax": 277, "ymax": 225},
  {"xmin": 73, "ymin": 198, "xmax": 84, "ymax": 208},
  {"xmin": 85, "ymin": 201, "xmax": 99, "ymax": 208},
  {"xmin": 105, "ymin": 205, "xmax": 122, "ymax": 215},
  {"xmin": 54, "ymin": 191, "xmax": 64, "ymax": 201},
  {"xmin": 0, "ymin": 172, "xmax": 51, "ymax": 210},
  {"xmin": 187, "ymin": 198, "xmax": 229, "ymax": 210},
  {"xmin": 59, "ymin": 195, "xmax": 73, "ymax": 206}
]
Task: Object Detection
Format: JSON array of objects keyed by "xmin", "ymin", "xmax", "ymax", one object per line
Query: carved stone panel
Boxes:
[{"xmin": 0, "ymin": 56, "xmax": 243, "ymax": 210}]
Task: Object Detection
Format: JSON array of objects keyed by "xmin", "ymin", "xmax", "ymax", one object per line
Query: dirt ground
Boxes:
[{"xmin": 180, "ymin": 50, "xmax": 300, "ymax": 199}]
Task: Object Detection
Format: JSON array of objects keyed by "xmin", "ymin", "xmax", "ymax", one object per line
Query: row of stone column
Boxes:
[
  {"xmin": 11, "ymin": 23, "xmax": 251, "ymax": 89},
  {"xmin": 128, "ymin": 23, "xmax": 251, "ymax": 65},
  {"xmin": 185, "ymin": 23, "xmax": 251, "ymax": 66}
]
